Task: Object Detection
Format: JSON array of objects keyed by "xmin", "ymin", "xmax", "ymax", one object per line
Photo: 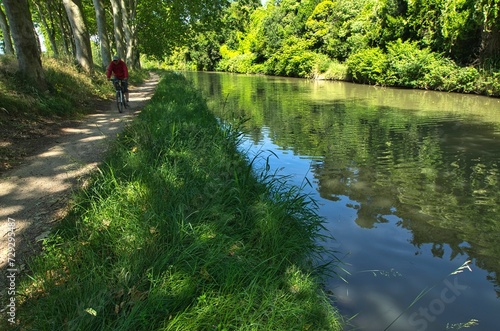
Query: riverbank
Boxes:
[{"xmin": 3, "ymin": 72, "xmax": 343, "ymax": 330}]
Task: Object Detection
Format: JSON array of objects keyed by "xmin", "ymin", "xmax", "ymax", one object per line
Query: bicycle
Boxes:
[{"xmin": 112, "ymin": 78, "xmax": 127, "ymax": 113}]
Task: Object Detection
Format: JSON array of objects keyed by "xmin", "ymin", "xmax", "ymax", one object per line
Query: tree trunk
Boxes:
[
  {"xmin": 92, "ymin": 0, "xmax": 111, "ymax": 68},
  {"xmin": 62, "ymin": 0, "xmax": 93, "ymax": 73},
  {"xmin": 0, "ymin": 4, "xmax": 15, "ymax": 55},
  {"xmin": 118, "ymin": 0, "xmax": 140, "ymax": 69},
  {"xmin": 110, "ymin": 0, "xmax": 125, "ymax": 58},
  {"xmin": 32, "ymin": 1, "xmax": 59, "ymax": 57},
  {"xmin": 119, "ymin": 0, "xmax": 132, "ymax": 63},
  {"xmin": 129, "ymin": 0, "xmax": 141, "ymax": 69},
  {"xmin": 480, "ymin": 27, "xmax": 500, "ymax": 64},
  {"xmin": 55, "ymin": 3, "xmax": 73, "ymax": 56},
  {"xmin": 2, "ymin": 0, "xmax": 46, "ymax": 90}
]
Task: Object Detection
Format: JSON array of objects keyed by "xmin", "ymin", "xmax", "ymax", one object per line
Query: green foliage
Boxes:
[
  {"xmin": 253, "ymin": 3, "xmax": 286, "ymax": 59},
  {"xmin": 406, "ymin": 0, "xmax": 443, "ymax": 48},
  {"xmin": 477, "ymin": 71, "xmax": 500, "ymax": 96},
  {"xmin": 137, "ymin": 0, "xmax": 230, "ymax": 59},
  {"xmin": 346, "ymin": 47, "xmax": 388, "ymax": 84},
  {"xmin": 187, "ymin": 32, "xmax": 223, "ymax": 71},
  {"xmin": 439, "ymin": 0, "xmax": 478, "ymax": 62},
  {"xmin": 265, "ymin": 37, "xmax": 319, "ymax": 77},
  {"xmin": 424, "ymin": 58, "xmax": 479, "ymax": 92},
  {"xmin": 161, "ymin": 0, "xmax": 500, "ymax": 96},
  {"xmin": 305, "ymin": 0, "xmax": 374, "ymax": 60},
  {"xmin": 403, "ymin": 0, "xmax": 482, "ymax": 64},
  {"xmin": 217, "ymin": 52, "xmax": 260, "ymax": 73},
  {"xmin": 347, "ymin": 40, "xmax": 481, "ymax": 92},
  {"xmin": 305, "ymin": 1, "xmax": 335, "ymax": 52},
  {"xmin": 376, "ymin": 0, "xmax": 409, "ymax": 47},
  {"xmin": 385, "ymin": 39, "xmax": 439, "ymax": 87},
  {"xmin": 320, "ymin": 60, "xmax": 349, "ymax": 80}
]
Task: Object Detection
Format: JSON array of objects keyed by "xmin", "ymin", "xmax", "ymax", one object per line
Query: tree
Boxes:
[
  {"xmin": 305, "ymin": 0, "xmax": 374, "ymax": 61},
  {"xmin": 2, "ymin": 0, "xmax": 46, "ymax": 90},
  {"xmin": 109, "ymin": 0, "xmax": 125, "ymax": 59},
  {"xmin": 0, "ymin": 2, "xmax": 15, "ymax": 55},
  {"xmin": 33, "ymin": 0, "xmax": 75, "ymax": 57},
  {"xmin": 31, "ymin": 0, "xmax": 60, "ymax": 57},
  {"xmin": 61, "ymin": 0, "xmax": 93, "ymax": 72},
  {"xmin": 92, "ymin": 0, "xmax": 111, "ymax": 68},
  {"xmin": 119, "ymin": 0, "xmax": 140, "ymax": 69},
  {"xmin": 473, "ymin": 0, "xmax": 500, "ymax": 64},
  {"xmin": 137, "ymin": 0, "xmax": 230, "ymax": 59}
]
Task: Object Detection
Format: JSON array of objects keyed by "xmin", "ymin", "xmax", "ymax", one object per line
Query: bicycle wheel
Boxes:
[{"xmin": 116, "ymin": 90, "xmax": 123, "ymax": 113}]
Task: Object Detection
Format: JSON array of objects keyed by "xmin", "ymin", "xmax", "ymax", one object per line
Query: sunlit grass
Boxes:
[
  {"xmin": 0, "ymin": 54, "xmax": 148, "ymax": 119},
  {"xmin": 7, "ymin": 72, "xmax": 344, "ymax": 330}
]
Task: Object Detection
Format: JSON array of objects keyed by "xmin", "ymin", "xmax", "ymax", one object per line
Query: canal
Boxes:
[{"xmin": 183, "ymin": 71, "xmax": 500, "ymax": 331}]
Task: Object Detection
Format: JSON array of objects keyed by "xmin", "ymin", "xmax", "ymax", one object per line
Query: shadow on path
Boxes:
[{"xmin": 0, "ymin": 74, "xmax": 160, "ymax": 294}]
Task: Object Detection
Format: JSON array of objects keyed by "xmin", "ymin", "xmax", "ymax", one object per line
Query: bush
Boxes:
[
  {"xmin": 310, "ymin": 54, "xmax": 350, "ymax": 80},
  {"xmin": 346, "ymin": 47, "xmax": 387, "ymax": 84},
  {"xmin": 453, "ymin": 66, "xmax": 480, "ymax": 93},
  {"xmin": 385, "ymin": 39, "xmax": 439, "ymax": 88},
  {"xmin": 346, "ymin": 40, "xmax": 482, "ymax": 93},
  {"xmin": 476, "ymin": 71, "xmax": 500, "ymax": 96},
  {"xmin": 264, "ymin": 37, "xmax": 320, "ymax": 78},
  {"xmin": 217, "ymin": 53, "xmax": 259, "ymax": 74},
  {"xmin": 423, "ymin": 58, "xmax": 459, "ymax": 91},
  {"xmin": 321, "ymin": 61, "xmax": 349, "ymax": 80}
]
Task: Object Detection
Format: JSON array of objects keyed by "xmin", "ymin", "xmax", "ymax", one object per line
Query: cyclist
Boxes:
[{"xmin": 106, "ymin": 55, "xmax": 129, "ymax": 103}]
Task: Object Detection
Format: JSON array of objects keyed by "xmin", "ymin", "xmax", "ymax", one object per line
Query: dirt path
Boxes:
[{"xmin": 0, "ymin": 74, "xmax": 160, "ymax": 292}]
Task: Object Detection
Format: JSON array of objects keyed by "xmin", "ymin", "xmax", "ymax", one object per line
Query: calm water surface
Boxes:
[{"xmin": 183, "ymin": 71, "xmax": 500, "ymax": 331}]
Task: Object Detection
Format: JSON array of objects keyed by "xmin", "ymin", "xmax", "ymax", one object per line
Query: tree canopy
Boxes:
[
  {"xmin": 2, "ymin": 0, "xmax": 500, "ymax": 94},
  {"xmin": 0, "ymin": 0, "xmax": 231, "ymax": 88},
  {"xmin": 179, "ymin": 0, "xmax": 500, "ymax": 95}
]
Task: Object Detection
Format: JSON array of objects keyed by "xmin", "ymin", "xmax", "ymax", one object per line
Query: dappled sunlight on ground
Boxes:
[{"xmin": 0, "ymin": 74, "xmax": 159, "ymax": 295}]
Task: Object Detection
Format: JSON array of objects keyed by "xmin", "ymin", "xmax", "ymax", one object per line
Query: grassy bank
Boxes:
[
  {"xmin": 0, "ymin": 55, "xmax": 148, "ymax": 173},
  {"xmin": 0, "ymin": 55, "xmax": 128, "ymax": 119},
  {"xmin": 6, "ymin": 72, "xmax": 343, "ymax": 330}
]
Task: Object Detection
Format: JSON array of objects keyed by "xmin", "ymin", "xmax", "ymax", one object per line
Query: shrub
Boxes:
[
  {"xmin": 345, "ymin": 41, "xmax": 483, "ymax": 93},
  {"xmin": 217, "ymin": 53, "xmax": 259, "ymax": 74},
  {"xmin": 264, "ymin": 37, "xmax": 320, "ymax": 78},
  {"xmin": 476, "ymin": 71, "xmax": 500, "ymax": 96},
  {"xmin": 422, "ymin": 57, "xmax": 479, "ymax": 93},
  {"xmin": 453, "ymin": 66, "xmax": 480, "ymax": 93},
  {"xmin": 346, "ymin": 47, "xmax": 387, "ymax": 84},
  {"xmin": 321, "ymin": 61, "xmax": 349, "ymax": 80},
  {"xmin": 423, "ymin": 57, "xmax": 459, "ymax": 91},
  {"xmin": 310, "ymin": 54, "xmax": 349, "ymax": 80},
  {"xmin": 385, "ymin": 39, "xmax": 439, "ymax": 88}
]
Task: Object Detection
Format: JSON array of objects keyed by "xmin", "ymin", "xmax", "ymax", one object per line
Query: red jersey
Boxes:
[{"xmin": 106, "ymin": 60, "xmax": 128, "ymax": 80}]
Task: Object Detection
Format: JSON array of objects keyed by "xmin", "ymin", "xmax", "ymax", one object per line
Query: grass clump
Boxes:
[{"xmin": 8, "ymin": 72, "xmax": 343, "ymax": 330}]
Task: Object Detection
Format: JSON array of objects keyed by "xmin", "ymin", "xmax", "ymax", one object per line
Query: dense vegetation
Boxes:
[
  {"xmin": 4, "ymin": 72, "xmax": 344, "ymax": 330},
  {"xmin": 170, "ymin": 0, "xmax": 500, "ymax": 97},
  {"xmin": 0, "ymin": 0, "xmax": 229, "ymax": 92},
  {"xmin": 3, "ymin": 0, "xmax": 500, "ymax": 97}
]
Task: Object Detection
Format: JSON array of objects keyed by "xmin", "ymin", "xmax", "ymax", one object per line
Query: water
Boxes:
[{"xmin": 183, "ymin": 71, "xmax": 500, "ymax": 331}]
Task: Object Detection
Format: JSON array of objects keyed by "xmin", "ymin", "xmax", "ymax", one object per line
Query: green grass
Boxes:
[
  {"xmin": 0, "ymin": 55, "xmax": 147, "ymax": 119},
  {"xmin": 6, "ymin": 72, "xmax": 343, "ymax": 330},
  {"xmin": 0, "ymin": 54, "xmax": 149, "ymax": 170}
]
